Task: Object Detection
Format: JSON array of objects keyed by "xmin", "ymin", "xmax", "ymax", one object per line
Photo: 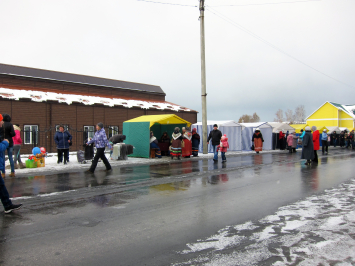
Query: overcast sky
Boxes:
[{"xmin": 1, "ymin": 0, "xmax": 354, "ymax": 122}]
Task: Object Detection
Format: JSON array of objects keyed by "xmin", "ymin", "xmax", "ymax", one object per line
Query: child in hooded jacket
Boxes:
[{"xmin": 218, "ymin": 134, "xmax": 229, "ymax": 162}]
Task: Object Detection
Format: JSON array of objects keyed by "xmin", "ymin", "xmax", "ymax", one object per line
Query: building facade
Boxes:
[
  {"xmin": 0, "ymin": 63, "xmax": 197, "ymax": 154},
  {"xmin": 306, "ymin": 101, "xmax": 355, "ymax": 130}
]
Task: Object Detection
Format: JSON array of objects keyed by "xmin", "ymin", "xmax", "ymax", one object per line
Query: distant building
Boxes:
[
  {"xmin": 0, "ymin": 63, "xmax": 197, "ymax": 153},
  {"xmin": 306, "ymin": 101, "xmax": 355, "ymax": 130}
]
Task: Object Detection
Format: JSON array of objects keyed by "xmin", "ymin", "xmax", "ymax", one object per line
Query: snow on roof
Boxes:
[{"xmin": 0, "ymin": 87, "xmax": 191, "ymax": 112}]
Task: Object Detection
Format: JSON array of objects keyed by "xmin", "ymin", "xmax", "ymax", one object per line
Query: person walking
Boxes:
[
  {"xmin": 2, "ymin": 114, "xmax": 15, "ymax": 178},
  {"xmin": 301, "ymin": 126, "xmax": 314, "ymax": 165},
  {"xmin": 287, "ymin": 133, "xmax": 294, "ymax": 153},
  {"xmin": 207, "ymin": 124, "xmax": 222, "ymax": 162},
  {"xmin": 279, "ymin": 130, "xmax": 285, "ymax": 150},
  {"xmin": 171, "ymin": 127, "xmax": 182, "ymax": 160},
  {"xmin": 218, "ymin": 134, "xmax": 229, "ymax": 162},
  {"xmin": 321, "ymin": 129, "xmax": 328, "ymax": 154},
  {"xmin": 181, "ymin": 127, "xmax": 192, "ymax": 158},
  {"xmin": 191, "ymin": 128, "xmax": 200, "ymax": 157},
  {"xmin": 54, "ymin": 125, "xmax": 72, "ymax": 165},
  {"xmin": 312, "ymin": 126, "xmax": 320, "ymax": 164},
  {"xmin": 0, "ymin": 117, "xmax": 22, "ymax": 213},
  {"xmin": 252, "ymin": 128, "xmax": 264, "ymax": 154},
  {"xmin": 86, "ymin": 123, "xmax": 112, "ymax": 173},
  {"xmin": 12, "ymin": 124, "xmax": 25, "ymax": 169}
]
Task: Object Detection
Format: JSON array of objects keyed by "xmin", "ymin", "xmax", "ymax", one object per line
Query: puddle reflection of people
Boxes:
[{"xmin": 300, "ymin": 166, "xmax": 319, "ymax": 192}]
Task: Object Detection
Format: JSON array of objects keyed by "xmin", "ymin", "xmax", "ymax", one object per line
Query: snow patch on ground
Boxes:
[{"xmin": 173, "ymin": 179, "xmax": 355, "ymax": 265}]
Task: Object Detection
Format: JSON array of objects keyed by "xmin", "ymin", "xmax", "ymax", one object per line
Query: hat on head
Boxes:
[
  {"xmin": 97, "ymin": 122, "xmax": 104, "ymax": 129},
  {"xmin": 305, "ymin": 126, "xmax": 311, "ymax": 131},
  {"xmin": 256, "ymin": 128, "xmax": 260, "ymax": 131},
  {"xmin": 192, "ymin": 128, "xmax": 197, "ymax": 132},
  {"xmin": 311, "ymin": 126, "xmax": 317, "ymax": 131},
  {"xmin": 0, "ymin": 114, "xmax": 3, "ymax": 121},
  {"xmin": 213, "ymin": 124, "xmax": 218, "ymax": 128},
  {"xmin": 323, "ymin": 129, "xmax": 327, "ymax": 132}
]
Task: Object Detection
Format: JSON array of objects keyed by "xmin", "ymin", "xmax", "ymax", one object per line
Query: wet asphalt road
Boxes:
[{"xmin": 1, "ymin": 148, "xmax": 354, "ymax": 266}]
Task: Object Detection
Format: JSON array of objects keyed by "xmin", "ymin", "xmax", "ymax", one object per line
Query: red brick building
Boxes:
[{"xmin": 0, "ymin": 63, "xmax": 197, "ymax": 154}]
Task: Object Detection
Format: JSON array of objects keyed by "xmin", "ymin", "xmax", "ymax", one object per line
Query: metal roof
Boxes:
[{"xmin": 0, "ymin": 63, "xmax": 165, "ymax": 94}]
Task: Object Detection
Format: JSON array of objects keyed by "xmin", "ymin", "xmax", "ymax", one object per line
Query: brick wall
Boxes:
[{"xmin": 0, "ymin": 99, "xmax": 197, "ymax": 154}]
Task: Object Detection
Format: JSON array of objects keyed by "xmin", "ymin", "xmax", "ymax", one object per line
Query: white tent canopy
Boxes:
[
  {"xmin": 239, "ymin": 122, "xmax": 273, "ymax": 150},
  {"xmin": 326, "ymin": 126, "xmax": 341, "ymax": 133},
  {"xmin": 268, "ymin": 122, "xmax": 296, "ymax": 133},
  {"xmin": 191, "ymin": 120, "xmax": 243, "ymax": 153}
]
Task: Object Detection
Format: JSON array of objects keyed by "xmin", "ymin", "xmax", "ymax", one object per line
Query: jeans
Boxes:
[
  {"xmin": 2, "ymin": 147, "xmax": 14, "ymax": 173},
  {"xmin": 89, "ymin": 148, "xmax": 111, "ymax": 172},
  {"xmin": 13, "ymin": 145, "xmax": 22, "ymax": 164},
  {"xmin": 333, "ymin": 139, "xmax": 337, "ymax": 147},
  {"xmin": 221, "ymin": 152, "xmax": 226, "ymax": 161},
  {"xmin": 0, "ymin": 175, "xmax": 12, "ymax": 209},
  {"xmin": 212, "ymin": 145, "xmax": 218, "ymax": 160}
]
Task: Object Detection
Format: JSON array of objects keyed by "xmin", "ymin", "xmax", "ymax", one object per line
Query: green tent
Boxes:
[{"xmin": 122, "ymin": 114, "xmax": 192, "ymax": 158}]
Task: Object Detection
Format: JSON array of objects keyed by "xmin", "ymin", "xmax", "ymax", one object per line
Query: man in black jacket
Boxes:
[{"xmin": 207, "ymin": 124, "xmax": 222, "ymax": 162}]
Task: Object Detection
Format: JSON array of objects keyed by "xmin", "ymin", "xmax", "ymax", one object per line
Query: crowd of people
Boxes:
[
  {"xmin": 276, "ymin": 126, "xmax": 354, "ymax": 165},
  {"xmin": 150, "ymin": 126, "xmax": 202, "ymax": 160}
]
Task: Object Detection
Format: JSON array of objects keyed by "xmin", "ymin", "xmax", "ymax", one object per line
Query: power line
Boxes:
[
  {"xmin": 208, "ymin": 0, "xmax": 322, "ymax": 7},
  {"xmin": 136, "ymin": 0, "xmax": 197, "ymax": 7},
  {"xmin": 205, "ymin": 6, "xmax": 355, "ymax": 90}
]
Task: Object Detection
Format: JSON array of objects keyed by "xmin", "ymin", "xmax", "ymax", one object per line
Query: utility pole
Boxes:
[{"xmin": 199, "ymin": 0, "xmax": 208, "ymax": 154}]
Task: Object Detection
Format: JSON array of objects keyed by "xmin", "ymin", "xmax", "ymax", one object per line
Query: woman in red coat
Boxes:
[{"xmin": 312, "ymin": 126, "xmax": 320, "ymax": 163}]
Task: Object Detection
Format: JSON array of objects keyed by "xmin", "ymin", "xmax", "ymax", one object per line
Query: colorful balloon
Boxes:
[
  {"xmin": 40, "ymin": 147, "xmax": 46, "ymax": 154},
  {"xmin": 32, "ymin": 147, "xmax": 41, "ymax": 156}
]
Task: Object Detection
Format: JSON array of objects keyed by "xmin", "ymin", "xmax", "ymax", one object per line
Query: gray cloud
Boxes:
[{"xmin": 1, "ymin": 0, "xmax": 354, "ymax": 123}]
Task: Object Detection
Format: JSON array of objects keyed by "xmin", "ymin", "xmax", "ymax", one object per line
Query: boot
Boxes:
[
  {"xmin": 9, "ymin": 172, "xmax": 15, "ymax": 178},
  {"xmin": 19, "ymin": 162, "xmax": 26, "ymax": 169},
  {"xmin": 14, "ymin": 163, "xmax": 19, "ymax": 169}
]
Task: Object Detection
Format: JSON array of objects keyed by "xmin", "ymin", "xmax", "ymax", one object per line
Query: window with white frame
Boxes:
[
  {"xmin": 24, "ymin": 125, "xmax": 39, "ymax": 144},
  {"xmin": 108, "ymin": 126, "xmax": 119, "ymax": 138},
  {"xmin": 84, "ymin": 126, "xmax": 95, "ymax": 140}
]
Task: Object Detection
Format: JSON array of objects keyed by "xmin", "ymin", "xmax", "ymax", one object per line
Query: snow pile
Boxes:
[
  {"xmin": 0, "ymin": 87, "xmax": 190, "ymax": 111},
  {"xmin": 174, "ymin": 179, "xmax": 355, "ymax": 265}
]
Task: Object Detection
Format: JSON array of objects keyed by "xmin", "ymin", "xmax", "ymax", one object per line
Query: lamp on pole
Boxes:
[{"xmin": 199, "ymin": 0, "xmax": 208, "ymax": 154}]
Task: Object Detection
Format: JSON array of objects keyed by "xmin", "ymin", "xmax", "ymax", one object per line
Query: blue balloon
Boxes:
[{"xmin": 32, "ymin": 147, "xmax": 41, "ymax": 156}]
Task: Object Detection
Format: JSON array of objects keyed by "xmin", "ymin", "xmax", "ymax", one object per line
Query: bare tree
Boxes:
[
  {"xmin": 274, "ymin": 109, "xmax": 284, "ymax": 122},
  {"xmin": 238, "ymin": 113, "xmax": 260, "ymax": 123},
  {"xmin": 294, "ymin": 105, "xmax": 306, "ymax": 123},
  {"xmin": 238, "ymin": 114, "xmax": 251, "ymax": 123},
  {"xmin": 252, "ymin": 112, "xmax": 260, "ymax": 122},
  {"xmin": 285, "ymin": 109, "xmax": 294, "ymax": 123}
]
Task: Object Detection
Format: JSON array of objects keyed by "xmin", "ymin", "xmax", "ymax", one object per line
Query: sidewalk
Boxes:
[{"xmin": 6, "ymin": 149, "xmax": 283, "ymax": 176}]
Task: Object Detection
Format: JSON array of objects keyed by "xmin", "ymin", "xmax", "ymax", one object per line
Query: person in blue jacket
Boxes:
[
  {"xmin": 0, "ymin": 115, "xmax": 22, "ymax": 213},
  {"xmin": 54, "ymin": 125, "xmax": 72, "ymax": 165}
]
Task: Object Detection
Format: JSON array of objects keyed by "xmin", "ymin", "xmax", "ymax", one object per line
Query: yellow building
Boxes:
[{"xmin": 306, "ymin": 102, "xmax": 355, "ymax": 131}]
